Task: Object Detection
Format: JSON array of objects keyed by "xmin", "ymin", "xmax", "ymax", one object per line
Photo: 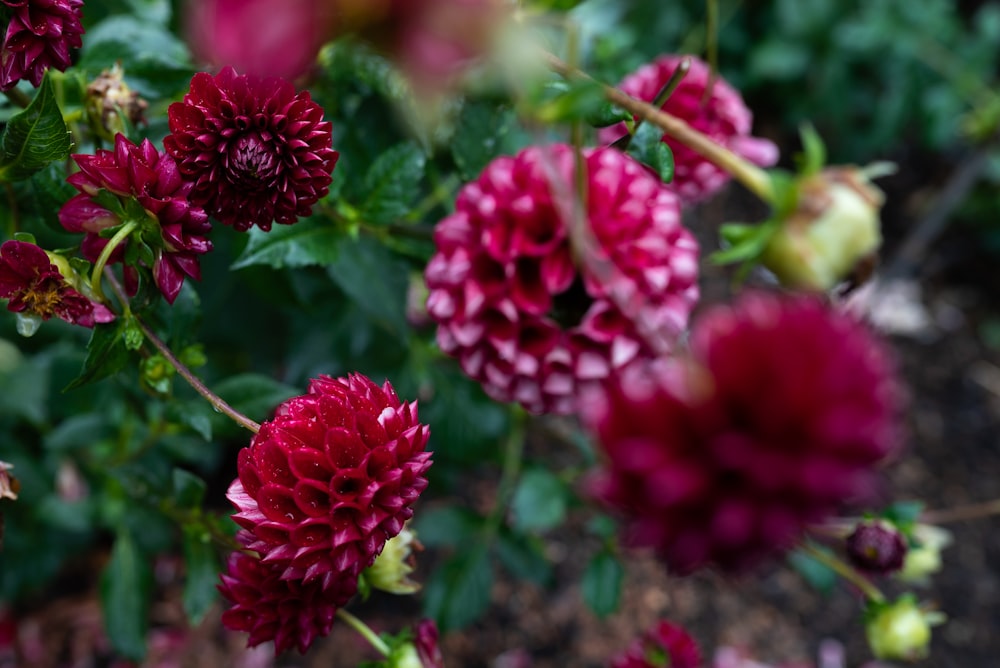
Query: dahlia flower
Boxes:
[
  {"xmin": 609, "ymin": 620, "xmax": 701, "ymax": 668},
  {"xmin": 585, "ymin": 292, "xmax": 903, "ymax": 573},
  {"xmin": 414, "ymin": 619, "xmax": 445, "ymax": 668},
  {"xmin": 599, "ymin": 55, "xmax": 778, "ymax": 204},
  {"xmin": 58, "ymin": 134, "xmax": 212, "ymax": 304},
  {"xmin": 846, "ymin": 520, "xmax": 906, "ymax": 576},
  {"xmin": 0, "ymin": 240, "xmax": 113, "ymax": 329},
  {"xmin": 164, "ymin": 66, "xmax": 338, "ymax": 232},
  {"xmin": 425, "ymin": 144, "xmax": 699, "ymax": 415},
  {"xmin": 222, "ymin": 373, "xmax": 431, "ymax": 652},
  {"xmin": 0, "ymin": 0, "xmax": 84, "ymax": 90}
]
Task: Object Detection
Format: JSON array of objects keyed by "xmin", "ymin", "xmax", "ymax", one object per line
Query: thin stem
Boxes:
[
  {"xmin": 612, "ymin": 57, "xmax": 691, "ymax": 151},
  {"xmin": 801, "ymin": 542, "xmax": 885, "ymax": 604},
  {"xmin": 546, "ymin": 53, "xmax": 774, "ymax": 204},
  {"xmin": 103, "ymin": 269, "xmax": 262, "ymax": 435},
  {"xmin": 921, "ymin": 498, "xmax": 1000, "ymax": 525},
  {"xmin": 485, "ymin": 407, "xmax": 527, "ymax": 538},
  {"xmin": 2, "ymin": 87, "xmax": 30, "ymax": 108},
  {"xmin": 336, "ymin": 609, "xmax": 390, "ymax": 657},
  {"xmin": 90, "ymin": 221, "xmax": 137, "ymax": 303}
]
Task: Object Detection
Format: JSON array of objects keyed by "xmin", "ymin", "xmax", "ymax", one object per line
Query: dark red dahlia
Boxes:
[
  {"xmin": 598, "ymin": 55, "xmax": 778, "ymax": 205},
  {"xmin": 58, "ymin": 134, "xmax": 212, "ymax": 304},
  {"xmin": 0, "ymin": 0, "xmax": 84, "ymax": 90},
  {"xmin": 846, "ymin": 520, "xmax": 907, "ymax": 576},
  {"xmin": 425, "ymin": 144, "xmax": 699, "ymax": 415},
  {"xmin": 0, "ymin": 240, "xmax": 113, "ymax": 328},
  {"xmin": 164, "ymin": 66, "xmax": 338, "ymax": 232},
  {"xmin": 227, "ymin": 373, "xmax": 431, "ymax": 600},
  {"xmin": 415, "ymin": 618, "xmax": 445, "ymax": 668},
  {"xmin": 585, "ymin": 292, "xmax": 903, "ymax": 574},
  {"xmin": 609, "ymin": 620, "xmax": 702, "ymax": 668},
  {"xmin": 218, "ymin": 537, "xmax": 339, "ymax": 654}
]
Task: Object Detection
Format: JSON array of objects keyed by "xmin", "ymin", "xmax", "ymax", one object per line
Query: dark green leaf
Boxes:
[
  {"xmin": 585, "ymin": 102, "xmax": 631, "ymax": 128},
  {"xmin": 413, "ymin": 506, "xmax": 485, "ymax": 548},
  {"xmin": 495, "ymin": 529, "xmax": 553, "ymax": 586},
  {"xmin": 423, "ymin": 547, "xmax": 493, "ymax": 631},
  {"xmin": 419, "ymin": 366, "xmax": 510, "ymax": 467},
  {"xmin": 511, "ymin": 468, "xmax": 569, "ymax": 533},
  {"xmin": 100, "ymin": 531, "xmax": 151, "ymax": 660},
  {"xmin": 326, "ymin": 235, "xmax": 410, "ymax": 337},
  {"xmin": 181, "ymin": 525, "xmax": 218, "ymax": 624},
  {"xmin": 360, "ymin": 142, "xmax": 427, "ymax": 225},
  {"xmin": 231, "ymin": 216, "xmax": 344, "ymax": 270},
  {"xmin": 0, "ymin": 74, "xmax": 71, "ymax": 182},
  {"xmin": 626, "ymin": 122, "xmax": 674, "ymax": 183},
  {"xmin": 788, "ymin": 546, "xmax": 838, "ymax": 595},
  {"xmin": 452, "ymin": 103, "xmax": 515, "ymax": 179},
  {"xmin": 171, "ymin": 469, "xmax": 206, "ymax": 509},
  {"xmin": 882, "ymin": 501, "xmax": 924, "ymax": 528},
  {"xmin": 711, "ymin": 221, "xmax": 778, "ymax": 266},
  {"xmin": 533, "ymin": 79, "xmax": 608, "ymax": 124},
  {"xmin": 211, "ymin": 373, "xmax": 298, "ymax": 424},
  {"xmin": 581, "ymin": 550, "xmax": 623, "ymax": 618},
  {"xmin": 64, "ymin": 322, "xmax": 129, "ymax": 391}
]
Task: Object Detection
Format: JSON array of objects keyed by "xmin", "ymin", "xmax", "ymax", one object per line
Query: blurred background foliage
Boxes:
[{"xmin": 1, "ymin": 0, "xmax": 999, "ymax": 658}]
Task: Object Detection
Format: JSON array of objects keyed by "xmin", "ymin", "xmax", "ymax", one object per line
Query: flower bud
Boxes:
[
  {"xmin": 865, "ymin": 596, "xmax": 944, "ymax": 661},
  {"xmin": 762, "ymin": 167, "xmax": 884, "ymax": 291},
  {"xmin": 0, "ymin": 462, "xmax": 19, "ymax": 502},
  {"xmin": 364, "ymin": 524, "xmax": 421, "ymax": 595},
  {"xmin": 85, "ymin": 65, "xmax": 148, "ymax": 143},
  {"xmin": 896, "ymin": 524, "xmax": 952, "ymax": 585},
  {"xmin": 846, "ymin": 520, "xmax": 907, "ymax": 575}
]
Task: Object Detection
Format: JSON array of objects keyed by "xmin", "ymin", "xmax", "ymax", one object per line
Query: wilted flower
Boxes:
[
  {"xmin": 585, "ymin": 292, "xmax": 903, "ymax": 573},
  {"xmin": 865, "ymin": 596, "xmax": 944, "ymax": 661},
  {"xmin": 599, "ymin": 55, "xmax": 778, "ymax": 204},
  {"xmin": 164, "ymin": 66, "xmax": 338, "ymax": 232},
  {"xmin": 0, "ymin": 240, "xmax": 114, "ymax": 331},
  {"xmin": 226, "ymin": 372, "xmax": 431, "ymax": 607},
  {"xmin": 425, "ymin": 144, "xmax": 699, "ymax": 415},
  {"xmin": 609, "ymin": 620, "xmax": 701, "ymax": 668},
  {"xmin": 846, "ymin": 520, "xmax": 907, "ymax": 576},
  {"xmin": 0, "ymin": 0, "xmax": 84, "ymax": 90},
  {"xmin": 58, "ymin": 134, "xmax": 212, "ymax": 304}
]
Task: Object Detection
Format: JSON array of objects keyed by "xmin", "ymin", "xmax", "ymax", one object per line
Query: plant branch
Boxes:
[
  {"xmin": 2, "ymin": 87, "xmax": 30, "ymax": 108},
  {"xmin": 103, "ymin": 269, "xmax": 261, "ymax": 434},
  {"xmin": 336, "ymin": 609, "xmax": 390, "ymax": 657},
  {"xmin": 921, "ymin": 498, "xmax": 1000, "ymax": 524},
  {"xmin": 90, "ymin": 221, "xmax": 137, "ymax": 303},
  {"xmin": 801, "ymin": 542, "xmax": 886, "ymax": 604}
]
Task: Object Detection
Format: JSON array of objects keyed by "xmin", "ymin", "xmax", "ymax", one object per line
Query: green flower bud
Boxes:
[
  {"xmin": 762, "ymin": 166, "xmax": 885, "ymax": 291},
  {"xmin": 364, "ymin": 524, "xmax": 421, "ymax": 595},
  {"xmin": 389, "ymin": 643, "xmax": 424, "ymax": 668},
  {"xmin": 865, "ymin": 596, "xmax": 944, "ymax": 661}
]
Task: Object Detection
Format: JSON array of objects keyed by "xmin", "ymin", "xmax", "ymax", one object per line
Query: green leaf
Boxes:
[
  {"xmin": 495, "ymin": 528, "xmax": 553, "ymax": 586},
  {"xmin": 882, "ymin": 501, "xmax": 924, "ymax": 529},
  {"xmin": 100, "ymin": 531, "xmax": 151, "ymax": 660},
  {"xmin": 413, "ymin": 506, "xmax": 484, "ymax": 548},
  {"xmin": 788, "ymin": 546, "xmax": 838, "ymax": 595},
  {"xmin": 181, "ymin": 525, "xmax": 219, "ymax": 624},
  {"xmin": 510, "ymin": 468, "xmax": 569, "ymax": 533},
  {"xmin": 423, "ymin": 547, "xmax": 493, "ymax": 631},
  {"xmin": 326, "ymin": 235, "xmax": 410, "ymax": 337},
  {"xmin": 0, "ymin": 74, "xmax": 71, "ymax": 182},
  {"xmin": 210, "ymin": 373, "xmax": 299, "ymax": 424},
  {"xmin": 581, "ymin": 550, "xmax": 623, "ymax": 618},
  {"xmin": 711, "ymin": 221, "xmax": 779, "ymax": 266},
  {"xmin": 171, "ymin": 469, "xmax": 206, "ymax": 509},
  {"xmin": 626, "ymin": 121, "xmax": 674, "ymax": 183},
  {"xmin": 532, "ymin": 79, "xmax": 608, "ymax": 124},
  {"xmin": 231, "ymin": 216, "xmax": 343, "ymax": 270},
  {"xmin": 360, "ymin": 142, "xmax": 427, "ymax": 225},
  {"xmin": 585, "ymin": 101, "xmax": 631, "ymax": 128},
  {"xmin": 64, "ymin": 321, "xmax": 129, "ymax": 391},
  {"xmin": 452, "ymin": 102, "xmax": 515, "ymax": 179}
]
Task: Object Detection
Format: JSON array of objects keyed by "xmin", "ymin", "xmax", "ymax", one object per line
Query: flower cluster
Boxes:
[
  {"xmin": 585, "ymin": 292, "xmax": 903, "ymax": 573},
  {"xmin": 599, "ymin": 55, "xmax": 778, "ymax": 204},
  {"xmin": 164, "ymin": 66, "xmax": 338, "ymax": 232},
  {"xmin": 0, "ymin": 0, "xmax": 84, "ymax": 90},
  {"xmin": 425, "ymin": 144, "xmax": 699, "ymax": 414},
  {"xmin": 219, "ymin": 373, "xmax": 432, "ymax": 654}
]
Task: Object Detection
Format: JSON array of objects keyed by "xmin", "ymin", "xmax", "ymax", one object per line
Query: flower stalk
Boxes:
[
  {"xmin": 90, "ymin": 220, "xmax": 137, "ymax": 303},
  {"xmin": 336, "ymin": 609, "xmax": 391, "ymax": 657},
  {"xmin": 801, "ymin": 542, "xmax": 886, "ymax": 604}
]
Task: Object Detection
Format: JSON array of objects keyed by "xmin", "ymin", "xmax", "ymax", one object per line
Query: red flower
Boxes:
[
  {"xmin": 609, "ymin": 621, "xmax": 702, "ymax": 668},
  {"xmin": 846, "ymin": 520, "xmax": 907, "ymax": 576},
  {"xmin": 0, "ymin": 240, "xmax": 113, "ymax": 328},
  {"xmin": 221, "ymin": 373, "xmax": 431, "ymax": 653},
  {"xmin": 599, "ymin": 55, "xmax": 778, "ymax": 205},
  {"xmin": 0, "ymin": 0, "xmax": 84, "ymax": 90},
  {"xmin": 164, "ymin": 66, "xmax": 338, "ymax": 232},
  {"xmin": 425, "ymin": 144, "xmax": 699, "ymax": 415},
  {"xmin": 415, "ymin": 618, "xmax": 445, "ymax": 668},
  {"xmin": 585, "ymin": 292, "xmax": 903, "ymax": 573},
  {"xmin": 58, "ymin": 134, "xmax": 212, "ymax": 304}
]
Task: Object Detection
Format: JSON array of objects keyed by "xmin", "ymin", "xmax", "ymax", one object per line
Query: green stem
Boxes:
[
  {"xmin": 90, "ymin": 220, "xmax": 138, "ymax": 303},
  {"xmin": 613, "ymin": 57, "xmax": 691, "ymax": 151},
  {"xmin": 2, "ymin": 87, "xmax": 30, "ymax": 108},
  {"xmin": 485, "ymin": 407, "xmax": 528, "ymax": 538},
  {"xmin": 336, "ymin": 609, "xmax": 390, "ymax": 657},
  {"xmin": 103, "ymin": 269, "xmax": 262, "ymax": 435},
  {"xmin": 801, "ymin": 542, "xmax": 885, "ymax": 604}
]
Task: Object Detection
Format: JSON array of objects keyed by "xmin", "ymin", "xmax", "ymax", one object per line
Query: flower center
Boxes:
[
  {"xmin": 21, "ymin": 283, "xmax": 63, "ymax": 318},
  {"xmin": 227, "ymin": 133, "xmax": 280, "ymax": 188}
]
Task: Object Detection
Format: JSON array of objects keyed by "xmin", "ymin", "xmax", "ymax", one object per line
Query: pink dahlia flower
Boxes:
[
  {"xmin": 58, "ymin": 134, "xmax": 212, "ymax": 304},
  {"xmin": 425, "ymin": 144, "xmax": 699, "ymax": 415},
  {"xmin": 585, "ymin": 292, "xmax": 903, "ymax": 574},
  {"xmin": 164, "ymin": 66, "xmax": 338, "ymax": 232},
  {"xmin": 609, "ymin": 620, "xmax": 702, "ymax": 668},
  {"xmin": 599, "ymin": 55, "xmax": 778, "ymax": 205},
  {"xmin": 0, "ymin": 0, "xmax": 84, "ymax": 90},
  {"xmin": 0, "ymin": 240, "xmax": 113, "ymax": 327},
  {"xmin": 223, "ymin": 373, "xmax": 431, "ymax": 652}
]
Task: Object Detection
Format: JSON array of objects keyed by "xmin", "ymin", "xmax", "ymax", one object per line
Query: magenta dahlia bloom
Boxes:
[
  {"xmin": 415, "ymin": 619, "xmax": 445, "ymax": 668},
  {"xmin": 0, "ymin": 240, "xmax": 113, "ymax": 328},
  {"xmin": 58, "ymin": 134, "xmax": 212, "ymax": 304},
  {"xmin": 609, "ymin": 620, "xmax": 702, "ymax": 668},
  {"xmin": 599, "ymin": 55, "xmax": 778, "ymax": 204},
  {"xmin": 0, "ymin": 0, "xmax": 84, "ymax": 90},
  {"xmin": 585, "ymin": 292, "xmax": 903, "ymax": 574},
  {"xmin": 224, "ymin": 373, "xmax": 431, "ymax": 641},
  {"xmin": 425, "ymin": 144, "xmax": 699, "ymax": 415},
  {"xmin": 164, "ymin": 66, "xmax": 338, "ymax": 232}
]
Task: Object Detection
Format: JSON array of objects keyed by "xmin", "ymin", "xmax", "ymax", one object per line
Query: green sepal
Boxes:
[
  {"xmin": 625, "ymin": 121, "xmax": 674, "ymax": 183},
  {"xmin": 11, "ymin": 232, "xmax": 36, "ymax": 244},
  {"xmin": 796, "ymin": 123, "xmax": 827, "ymax": 177}
]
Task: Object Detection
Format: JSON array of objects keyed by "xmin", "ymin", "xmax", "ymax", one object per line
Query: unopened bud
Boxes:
[
  {"xmin": 364, "ymin": 524, "xmax": 421, "ymax": 595},
  {"xmin": 85, "ymin": 64, "xmax": 148, "ymax": 142},
  {"xmin": 0, "ymin": 462, "xmax": 19, "ymax": 501},
  {"xmin": 762, "ymin": 166, "xmax": 885, "ymax": 291},
  {"xmin": 846, "ymin": 520, "xmax": 907, "ymax": 575},
  {"xmin": 865, "ymin": 596, "xmax": 944, "ymax": 661},
  {"xmin": 897, "ymin": 524, "xmax": 952, "ymax": 585}
]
